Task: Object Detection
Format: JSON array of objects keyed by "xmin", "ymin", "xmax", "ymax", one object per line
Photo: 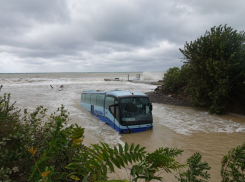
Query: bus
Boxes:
[{"xmin": 81, "ymin": 90, "xmax": 153, "ymax": 133}]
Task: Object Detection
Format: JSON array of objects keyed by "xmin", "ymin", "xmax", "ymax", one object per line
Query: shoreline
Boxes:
[
  {"xmin": 146, "ymin": 89, "xmax": 245, "ymax": 117},
  {"xmin": 146, "ymin": 89, "xmax": 190, "ymax": 107}
]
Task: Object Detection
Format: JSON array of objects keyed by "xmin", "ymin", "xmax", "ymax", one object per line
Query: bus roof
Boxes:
[{"xmin": 82, "ymin": 90, "xmax": 147, "ymax": 97}]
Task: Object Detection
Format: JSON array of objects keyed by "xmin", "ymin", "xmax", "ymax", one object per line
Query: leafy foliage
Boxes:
[
  {"xmin": 221, "ymin": 143, "xmax": 245, "ymax": 182},
  {"xmin": 177, "ymin": 152, "xmax": 211, "ymax": 182},
  {"xmin": 0, "ymin": 93, "xmax": 22, "ymax": 181},
  {"xmin": 0, "ymin": 93, "xmax": 20, "ymax": 139},
  {"xmin": 0, "ymin": 93, "xmax": 75, "ymax": 181},
  {"xmin": 164, "ymin": 25, "xmax": 245, "ymax": 114},
  {"xmin": 28, "ymin": 123, "xmax": 85, "ymax": 182},
  {"xmin": 163, "ymin": 66, "xmax": 190, "ymax": 96},
  {"xmin": 131, "ymin": 147, "xmax": 184, "ymax": 181},
  {"xmin": 66, "ymin": 142, "xmax": 147, "ymax": 181}
]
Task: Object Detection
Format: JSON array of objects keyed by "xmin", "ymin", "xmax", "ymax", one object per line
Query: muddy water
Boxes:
[
  {"xmin": 76, "ymin": 102, "xmax": 245, "ymax": 181},
  {"xmin": 1, "ymin": 72, "xmax": 245, "ymax": 181},
  {"xmin": 120, "ymin": 105, "xmax": 245, "ymax": 182}
]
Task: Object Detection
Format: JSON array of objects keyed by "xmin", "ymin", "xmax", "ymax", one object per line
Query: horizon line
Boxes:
[{"xmin": 0, "ymin": 71, "xmax": 165, "ymax": 74}]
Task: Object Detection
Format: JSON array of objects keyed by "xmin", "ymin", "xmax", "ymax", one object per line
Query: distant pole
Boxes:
[{"xmin": 128, "ymin": 74, "xmax": 129, "ymax": 81}]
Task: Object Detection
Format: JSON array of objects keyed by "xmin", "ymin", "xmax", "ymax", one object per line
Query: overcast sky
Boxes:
[{"xmin": 0, "ymin": 0, "xmax": 245, "ymax": 73}]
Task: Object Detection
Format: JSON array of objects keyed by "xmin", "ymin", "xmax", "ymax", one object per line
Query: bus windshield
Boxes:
[{"xmin": 119, "ymin": 97, "xmax": 152, "ymax": 124}]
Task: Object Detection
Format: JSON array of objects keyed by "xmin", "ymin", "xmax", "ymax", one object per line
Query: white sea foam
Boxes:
[
  {"xmin": 153, "ymin": 104, "xmax": 245, "ymax": 135},
  {"xmin": 142, "ymin": 71, "xmax": 164, "ymax": 80}
]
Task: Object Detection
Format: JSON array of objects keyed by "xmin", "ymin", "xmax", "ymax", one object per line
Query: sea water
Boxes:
[
  {"xmin": 0, "ymin": 72, "xmax": 158, "ymax": 144},
  {"xmin": 1, "ymin": 72, "xmax": 245, "ymax": 181}
]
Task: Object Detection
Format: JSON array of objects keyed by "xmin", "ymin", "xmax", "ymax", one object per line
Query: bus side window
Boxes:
[
  {"xmin": 105, "ymin": 96, "xmax": 114, "ymax": 111},
  {"xmin": 97, "ymin": 95, "xmax": 105, "ymax": 107},
  {"xmin": 82, "ymin": 94, "xmax": 86, "ymax": 102},
  {"xmin": 91, "ymin": 94, "xmax": 96, "ymax": 105},
  {"xmin": 115, "ymin": 98, "xmax": 120, "ymax": 121},
  {"xmin": 85, "ymin": 94, "xmax": 91, "ymax": 103}
]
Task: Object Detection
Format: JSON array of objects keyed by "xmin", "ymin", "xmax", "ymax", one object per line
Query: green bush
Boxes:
[
  {"xmin": 164, "ymin": 25, "xmax": 245, "ymax": 114},
  {"xmin": 163, "ymin": 65, "xmax": 189, "ymax": 95},
  {"xmin": 0, "ymin": 93, "xmax": 76, "ymax": 181},
  {"xmin": 177, "ymin": 152, "xmax": 211, "ymax": 182},
  {"xmin": 163, "ymin": 67, "xmax": 181, "ymax": 93},
  {"xmin": 221, "ymin": 143, "xmax": 245, "ymax": 181}
]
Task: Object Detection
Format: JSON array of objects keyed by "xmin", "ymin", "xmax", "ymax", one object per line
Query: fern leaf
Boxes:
[
  {"xmin": 138, "ymin": 146, "xmax": 146, "ymax": 153},
  {"xmin": 84, "ymin": 164, "xmax": 94, "ymax": 172},
  {"xmin": 92, "ymin": 144, "xmax": 103, "ymax": 153},
  {"xmin": 134, "ymin": 144, "xmax": 140, "ymax": 152},
  {"xmin": 116, "ymin": 155, "xmax": 125, "ymax": 168},
  {"xmin": 102, "ymin": 150, "xmax": 110, "ymax": 161},
  {"xmin": 135, "ymin": 153, "xmax": 139, "ymax": 161},
  {"xmin": 111, "ymin": 158, "xmax": 121, "ymax": 169},
  {"xmin": 100, "ymin": 141, "xmax": 108, "ymax": 150},
  {"xmin": 66, "ymin": 163, "xmax": 80, "ymax": 170},
  {"xmin": 72, "ymin": 157, "xmax": 84, "ymax": 161},
  {"xmin": 108, "ymin": 148, "xmax": 114, "ymax": 158},
  {"xmin": 107, "ymin": 161, "xmax": 115, "ymax": 172},
  {"xmin": 131, "ymin": 153, "xmax": 136, "ymax": 162},
  {"xmin": 114, "ymin": 146, "xmax": 118, "ymax": 156},
  {"xmin": 90, "ymin": 160, "xmax": 101, "ymax": 168},
  {"xmin": 138, "ymin": 153, "xmax": 143, "ymax": 161},
  {"xmin": 119, "ymin": 144, "xmax": 124, "ymax": 154},
  {"xmin": 120, "ymin": 154, "xmax": 128, "ymax": 165},
  {"xmin": 124, "ymin": 143, "xmax": 129, "ymax": 153},
  {"xmin": 126, "ymin": 153, "xmax": 132, "ymax": 163},
  {"xmin": 130, "ymin": 143, "xmax": 134, "ymax": 152}
]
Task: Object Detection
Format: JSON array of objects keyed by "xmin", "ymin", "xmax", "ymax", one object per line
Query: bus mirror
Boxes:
[{"xmin": 150, "ymin": 104, "xmax": 153, "ymax": 111}]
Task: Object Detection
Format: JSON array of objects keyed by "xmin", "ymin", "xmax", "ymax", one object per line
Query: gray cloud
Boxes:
[{"xmin": 0, "ymin": 0, "xmax": 245, "ymax": 73}]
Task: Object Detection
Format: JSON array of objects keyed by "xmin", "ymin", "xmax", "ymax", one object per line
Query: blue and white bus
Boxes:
[{"xmin": 81, "ymin": 90, "xmax": 153, "ymax": 133}]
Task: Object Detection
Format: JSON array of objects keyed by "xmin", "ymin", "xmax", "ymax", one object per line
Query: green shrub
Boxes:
[
  {"xmin": 0, "ymin": 93, "xmax": 76, "ymax": 181},
  {"xmin": 164, "ymin": 25, "xmax": 245, "ymax": 114},
  {"xmin": 221, "ymin": 143, "xmax": 245, "ymax": 181},
  {"xmin": 177, "ymin": 152, "xmax": 211, "ymax": 182},
  {"xmin": 163, "ymin": 65, "xmax": 189, "ymax": 96},
  {"xmin": 163, "ymin": 67, "xmax": 181, "ymax": 93}
]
